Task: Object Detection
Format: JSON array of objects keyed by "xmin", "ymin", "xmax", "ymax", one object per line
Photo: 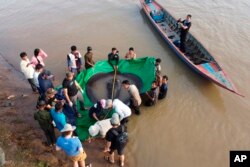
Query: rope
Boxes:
[
  {"xmin": 111, "ymin": 66, "xmax": 118, "ymax": 101},
  {"xmin": 103, "ymin": 65, "xmax": 117, "ymax": 120}
]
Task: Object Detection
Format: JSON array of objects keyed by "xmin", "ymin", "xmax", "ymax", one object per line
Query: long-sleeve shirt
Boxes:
[
  {"xmin": 20, "ymin": 59, "xmax": 34, "ymax": 79},
  {"xmin": 31, "ymin": 49, "xmax": 48, "ymax": 67}
]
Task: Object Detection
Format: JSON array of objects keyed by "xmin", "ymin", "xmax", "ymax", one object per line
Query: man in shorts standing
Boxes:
[
  {"xmin": 104, "ymin": 113, "xmax": 127, "ymax": 167},
  {"xmin": 56, "ymin": 123, "xmax": 91, "ymax": 167}
]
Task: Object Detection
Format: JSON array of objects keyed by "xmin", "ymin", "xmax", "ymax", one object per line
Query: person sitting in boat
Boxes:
[
  {"xmin": 177, "ymin": 14, "xmax": 192, "ymax": 53},
  {"xmin": 88, "ymin": 99, "xmax": 112, "ymax": 121},
  {"xmin": 125, "ymin": 47, "xmax": 137, "ymax": 60},
  {"xmin": 158, "ymin": 75, "xmax": 168, "ymax": 100},
  {"xmin": 88, "ymin": 118, "xmax": 112, "ymax": 138},
  {"xmin": 108, "ymin": 47, "xmax": 119, "ymax": 68},
  {"xmin": 145, "ymin": 81, "xmax": 159, "ymax": 106}
]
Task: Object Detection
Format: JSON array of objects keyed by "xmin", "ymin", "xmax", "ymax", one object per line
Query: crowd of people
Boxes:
[{"xmin": 20, "ymin": 46, "xmax": 168, "ymax": 167}]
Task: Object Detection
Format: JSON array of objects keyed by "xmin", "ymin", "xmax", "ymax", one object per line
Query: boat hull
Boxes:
[{"xmin": 140, "ymin": 0, "xmax": 243, "ymax": 96}]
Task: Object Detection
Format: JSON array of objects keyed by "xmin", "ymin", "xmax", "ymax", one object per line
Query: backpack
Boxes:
[{"xmin": 112, "ymin": 126, "xmax": 128, "ymax": 145}]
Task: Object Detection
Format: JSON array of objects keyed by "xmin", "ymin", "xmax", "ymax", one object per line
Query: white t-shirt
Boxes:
[
  {"xmin": 68, "ymin": 53, "xmax": 77, "ymax": 68},
  {"xmin": 20, "ymin": 59, "xmax": 34, "ymax": 79},
  {"xmin": 97, "ymin": 118, "xmax": 112, "ymax": 137},
  {"xmin": 113, "ymin": 99, "xmax": 132, "ymax": 121},
  {"xmin": 128, "ymin": 84, "xmax": 142, "ymax": 105},
  {"xmin": 68, "ymin": 52, "xmax": 82, "ymax": 68}
]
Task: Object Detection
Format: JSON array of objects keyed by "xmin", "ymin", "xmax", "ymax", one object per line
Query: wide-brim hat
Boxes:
[
  {"xmin": 60, "ymin": 123, "xmax": 76, "ymax": 132},
  {"xmin": 88, "ymin": 124, "xmax": 100, "ymax": 137}
]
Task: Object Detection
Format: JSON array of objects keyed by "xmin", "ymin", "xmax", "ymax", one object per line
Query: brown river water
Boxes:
[{"xmin": 0, "ymin": 0, "xmax": 250, "ymax": 167}]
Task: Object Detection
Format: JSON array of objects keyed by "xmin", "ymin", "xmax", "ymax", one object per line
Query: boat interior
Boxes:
[{"xmin": 145, "ymin": 0, "xmax": 220, "ymax": 67}]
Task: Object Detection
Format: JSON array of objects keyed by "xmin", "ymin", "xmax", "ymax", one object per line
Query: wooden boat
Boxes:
[{"xmin": 139, "ymin": 0, "xmax": 243, "ymax": 96}]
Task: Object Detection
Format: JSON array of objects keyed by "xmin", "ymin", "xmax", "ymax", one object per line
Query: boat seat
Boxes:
[
  {"xmin": 150, "ymin": 10, "xmax": 165, "ymax": 23},
  {"xmin": 168, "ymin": 35, "xmax": 175, "ymax": 39},
  {"xmin": 145, "ymin": 0, "xmax": 152, "ymax": 4}
]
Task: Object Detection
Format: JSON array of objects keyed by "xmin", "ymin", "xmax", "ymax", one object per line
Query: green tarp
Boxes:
[{"xmin": 75, "ymin": 57, "xmax": 156, "ymax": 141}]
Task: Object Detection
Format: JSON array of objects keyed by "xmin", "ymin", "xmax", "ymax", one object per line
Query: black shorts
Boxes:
[{"xmin": 110, "ymin": 144, "xmax": 126, "ymax": 156}]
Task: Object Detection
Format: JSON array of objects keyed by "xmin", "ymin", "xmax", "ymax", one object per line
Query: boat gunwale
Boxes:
[{"xmin": 139, "ymin": 0, "xmax": 243, "ymax": 96}]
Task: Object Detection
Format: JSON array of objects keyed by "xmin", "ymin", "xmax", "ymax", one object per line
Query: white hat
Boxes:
[
  {"xmin": 110, "ymin": 113, "xmax": 120, "ymax": 125},
  {"xmin": 60, "ymin": 123, "xmax": 76, "ymax": 132},
  {"xmin": 88, "ymin": 124, "xmax": 100, "ymax": 137}
]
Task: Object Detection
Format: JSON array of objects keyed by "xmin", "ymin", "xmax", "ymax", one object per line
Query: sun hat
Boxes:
[
  {"xmin": 60, "ymin": 123, "xmax": 76, "ymax": 132},
  {"xmin": 88, "ymin": 124, "xmax": 100, "ymax": 137},
  {"xmin": 110, "ymin": 113, "xmax": 120, "ymax": 125}
]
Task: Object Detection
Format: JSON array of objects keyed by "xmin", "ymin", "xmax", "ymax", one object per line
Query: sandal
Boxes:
[{"xmin": 104, "ymin": 156, "xmax": 115, "ymax": 164}]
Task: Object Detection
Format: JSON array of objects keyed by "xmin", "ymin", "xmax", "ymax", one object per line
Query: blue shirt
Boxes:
[
  {"xmin": 56, "ymin": 136, "xmax": 82, "ymax": 156},
  {"xmin": 158, "ymin": 83, "xmax": 168, "ymax": 99},
  {"xmin": 50, "ymin": 108, "xmax": 66, "ymax": 131},
  {"xmin": 38, "ymin": 75, "xmax": 54, "ymax": 95}
]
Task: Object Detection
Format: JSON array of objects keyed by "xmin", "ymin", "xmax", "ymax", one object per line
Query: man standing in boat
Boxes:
[{"xmin": 177, "ymin": 14, "xmax": 192, "ymax": 53}]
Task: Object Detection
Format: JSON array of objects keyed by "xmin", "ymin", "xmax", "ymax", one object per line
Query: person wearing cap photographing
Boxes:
[
  {"xmin": 56, "ymin": 123, "xmax": 91, "ymax": 167},
  {"xmin": 84, "ymin": 46, "xmax": 95, "ymax": 70},
  {"xmin": 104, "ymin": 113, "xmax": 127, "ymax": 167},
  {"xmin": 34, "ymin": 100, "xmax": 56, "ymax": 146},
  {"xmin": 62, "ymin": 72, "xmax": 86, "ymax": 118}
]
